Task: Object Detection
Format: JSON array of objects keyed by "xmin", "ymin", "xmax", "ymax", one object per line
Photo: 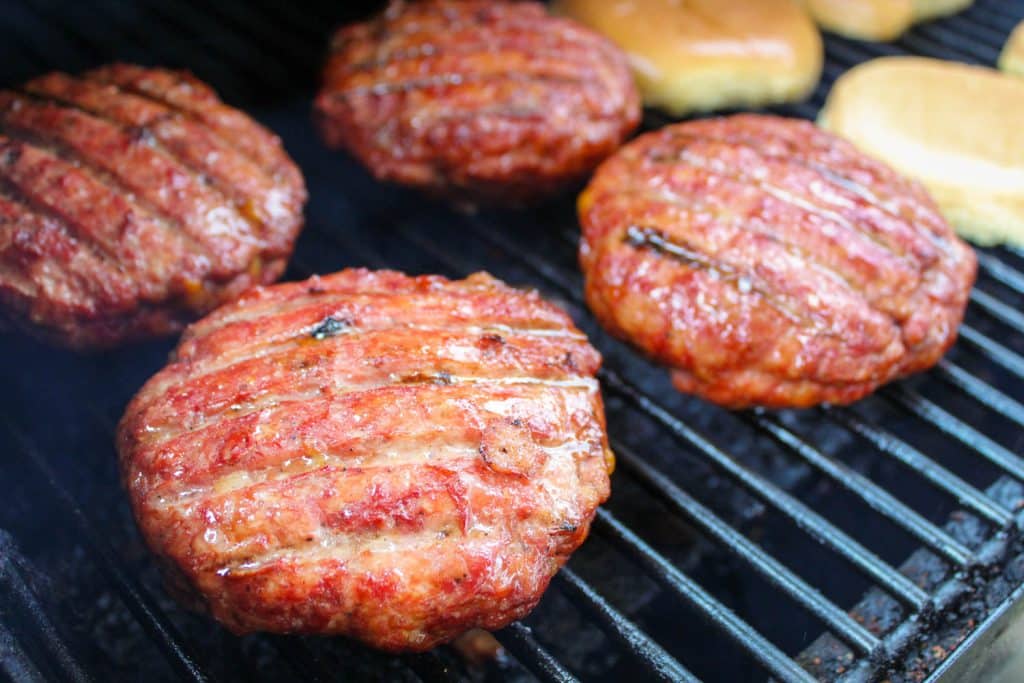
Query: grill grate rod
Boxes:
[
  {"xmin": 595, "ymin": 509, "xmax": 816, "ymax": 683},
  {"xmin": 749, "ymin": 414, "xmax": 973, "ymax": 568},
  {"xmin": 976, "ymin": 252, "xmax": 1024, "ymax": 296},
  {"xmin": 599, "ymin": 367, "xmax": 935, "ymax": 608},
  {"xmin": 554, "ymin": 568, "xmax": 698, "ymax": 683},
  {"xmin": 494, "ymin": 623, "xmax": 579, "ymax": 683},
  {"xmin": 965, "ymin": 4, "xmax": 1024, "ymax": 27},
  {"xmin": 969, "ymin": 288, "xmax": 1024, "ymax": 335},
  {"xmin": 609, "ymin": 438, "xmax": 901, "ymax": 643},
  {"xmin": 934, "ymin": 360, "xmax": 1024, "ymax": 429},
  {"xmin": 0, "ymin": 537, "xmax": 90, "ymax": 683},
  {"xmin": 0, "ymin": 619, "xmax": 46, "ymax": 683},
  {"xmin": 948, "ymin": 326, "xmax": 1024, "ymax": 380},
  {"xmin": 2, "ymin": 419, "xmax": 210, "ymax": 683},
  {"xmin": 884, "ymin": 386, "xmax": 1024, "ymax": 484},
  {"xmin": 827, "ymin": 411, "xmax": 1014, "ymax": 527}
]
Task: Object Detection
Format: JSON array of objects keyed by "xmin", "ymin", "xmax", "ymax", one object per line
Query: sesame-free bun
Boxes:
[
  {"xmin": 820, "ymin": 57, "xmax": 1024, "ymax": 247},
  {"xmin": 553, "ymin": 0, "xmax": 822, "ymax": 116}
]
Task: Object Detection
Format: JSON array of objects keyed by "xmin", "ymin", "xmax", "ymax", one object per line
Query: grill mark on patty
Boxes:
[
  {"xmin": 616, "ymin": 161, "xmax": 919, "ymax": 327},
  {"xmin": 185, "ymin": 463, "xmax": 477, "ymax": 575},
  {"xmin": 0, "ymin": 188, "xmax": 139, "ymax": 311},
  {"xmin": 0, "ymin": 137, "xmax": 183, "ymax": 300},
  {"xmin": 613, "ymin": 173, "xmax": 886, "ymax": 328},
  {"xmin": 167, "ymin": 319, "xmax": 589, "ymax": 393},
  {"xmin": 338, "ymin": 37, "xmax": 611, "ymax": 82},
  {"xmin": 648, "ymin": 146, "xmax": 912, "ymax": 270},
  {"xmin": 0, "ymin": 124, "xmax": 212, "ymax": 288},
  {"xmin": 0, "ymin": 94, "xmax": 255, "ymax": 277},
  {"xmin": 140, "ymin": 367, "xmax": 598, "ymax": 450},
  {"xmin": 20, "ymin": 76, "xmax": 280, "ymax": 246},
  {"xmin": 684, "ymin": 118, "xmax": 958, "ymax": 252},
  {"xmin": 138, "ymin": 379, "xmax": 597, "ymax": 499},
  {"xmin": 331, "ymin": 70, "xmax": 589, "ymax": 103},
  {"xmin": 623, "ymin": 225, "xmax": 810, "ymax": 327},
  {"xmin": 84, "ymin": 66, "xmax": 297, "ymax": 184},
  {"xmin": 634, "ymin": 147, "xmax": 935, "ymax": 329},
  {"xmin": 663, "ymin": 129, "xmax": 952, "ymax": 261},
  {"xmin": 155, "ymin": 448, "xmax": 484, "ymax": 506},
  {"xmin": 8, "ymin": 90, "xmax": 263, "ymax": 255},
  {"xmin": 212, "ymin": 516, "xmax": 478, "ymax": 578},
  {"xmin": 181, "ymin": 285, "xmax": 577, "ymax": 354}
]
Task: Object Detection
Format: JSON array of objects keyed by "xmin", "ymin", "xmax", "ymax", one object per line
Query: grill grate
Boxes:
[{"xmin": 1, "ymin": 1, "xmax": 1024, "ymax": 682}]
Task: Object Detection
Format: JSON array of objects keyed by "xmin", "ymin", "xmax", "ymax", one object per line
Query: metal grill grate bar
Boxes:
[
  {"xmin": 595, "ymin": 509, "xmax": 816, "ymax": 683},
  {"xmin": 828, "ymin": 411, "xmax": 1014, "ymax": 527},
  {"xmin": 949, "ymin": 326, "xmax": 1024, "ymax": 380},
  {"xmin": 495, "ymin": 623, "xmax": 579, "ymax": 683},
  {"xmin": 600, "ymin": 369, "xmax": 938, "ymax": 603},
  {"xmin": 885, "ymin": 386, "xmax": 1024, "ymax": 482},
  {"xmin": 0, "ymin": 538, "xmax": 90, "ymax": 683},
  {"xmin": 969, "ymin": 288, "xmax": 1024, "ymax": 335},
  {"xmin": 554, "ymin": 568, "xmax": 698, "ymax": 683},
  {"xmin": 2, "ymin": 2, "xmax": 1022, "ymax": 682},
  {"xmin": 750, "ymin": 414, "xmax": 973, "ymax": 568},
  {"xmin": 609, "ymin": 439, "xmax": 895, "ymax": 648},
  {"xmin": 935, "ymin": 360, "xmax": 1024, "ymax": 429},
  {"xmin": 976, "ymin": 252, "xmax": 1024, "ymax": 297},
  {"xmin": 2, "ymin": 420, "xmax": 210, "ymax": 683}
]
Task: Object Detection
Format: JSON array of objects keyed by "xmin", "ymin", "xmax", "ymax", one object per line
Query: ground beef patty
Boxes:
[
  {"xmin": 314, "ymin": 0, "xmax": 640, "ymax": 205},
  {"xmin": 578, "ymin": 114, "xmax": 976, "ymax": 408},
  {"xmin": 117, "ymin": 268, "xmax": 613, "ymax": 651},
  {"xmin": 0, "ymin": 64, "xmax": 306, "ymax": 350}
]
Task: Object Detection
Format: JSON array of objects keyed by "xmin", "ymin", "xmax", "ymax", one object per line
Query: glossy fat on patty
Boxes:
[
  {"xmin": 0, "ymin": 64, "xmax": 306, "ymax": 349},
  {"xmin": 314, "ymin": 0, "xmax": 640, "ymax": 204},
  {"xmin": 117, "ymin": 268, "xmax": 613, "ymax": 651},
  {"xmin": 578, "ymin": 114, "xmax": 976, "ymax": 408}
]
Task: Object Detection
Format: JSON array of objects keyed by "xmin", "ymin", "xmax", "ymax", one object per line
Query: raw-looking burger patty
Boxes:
[
  {"xmin": 0, "ymin": 64, "xmax": 307, "ymax": 350},
  {"xmin": 578, "ymin": 114, "xmax": 976, "ymax": 408},
  {"xmin": 117, "ymin": 268, "xmax": 613, "ymax": 651},
  {"xmin": 314, "ymin": 0, "xmax": 640, "ymax": 204}
]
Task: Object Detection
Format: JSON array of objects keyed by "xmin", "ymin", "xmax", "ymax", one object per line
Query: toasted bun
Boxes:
[
  {"xmin": 800, "ymin": 0, "xmax": 972, "ymax": 41},
  {"xmin": 552, "ymin": 0, "xmax": 822, "ymax": 116},
  {"xmin": 1000, "ymin": 20, "xmax": 1024, "ymax": 77},
  {"xmin": 820, "ymin": 57, "xmax": 1024, "ymax": 247}
]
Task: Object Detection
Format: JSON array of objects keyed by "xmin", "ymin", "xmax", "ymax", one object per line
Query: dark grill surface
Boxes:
[{"xmin": 2, "ymin": 1, "xmax": 1024, "ymax": 682}]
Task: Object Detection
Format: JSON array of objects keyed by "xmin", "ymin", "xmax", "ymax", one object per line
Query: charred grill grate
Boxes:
[{"xmin": 1, "ymin": 1, "xmax": 1024, "ymax": 682}]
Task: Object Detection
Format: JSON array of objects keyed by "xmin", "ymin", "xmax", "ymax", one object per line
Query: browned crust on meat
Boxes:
[
  {"xmin": 0, "ymin": 64, "xmax": 306, "ymax": 349},
  {"xmin": 578, "ymin": 114, "xmax": 976, "ymax": 408},
  {"xmin": 117, "ymin": 268, "xmax": 613, "ymax": 651},
  {"xmin": 314, "ymin": 0, "xmax": 640, "ymax": 204}
]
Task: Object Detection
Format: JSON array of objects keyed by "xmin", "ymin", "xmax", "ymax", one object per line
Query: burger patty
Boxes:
[
  {"xmin": 578, "ymin": 114, "xmax": 976, "ymax": 408},
  {"xmin": 314, "ymin": 0, "xmax": 640, "ymax": 205},
  {"xmin": 0, "ymin": 64, "xmax": 306, "ymax": 350},
  {"xmin": 117, "ymin": 268, "xmax": 613, "ymax": 651}
]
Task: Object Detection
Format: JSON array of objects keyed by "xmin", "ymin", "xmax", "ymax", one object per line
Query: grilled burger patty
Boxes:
[
  {"xmin": 117, "ymin": 269, "xmax": 613, "ymax": 651},
  {"xmin": 0, "ymin": 64, "xmax": 306, "ymax": 350},
  {"xmin": 314, "ymin": 0, "xmax": 640, "ymax": 204},
  {"xmin": 578, "ymin": 114, "xmax": 976, "ymax": 408}
]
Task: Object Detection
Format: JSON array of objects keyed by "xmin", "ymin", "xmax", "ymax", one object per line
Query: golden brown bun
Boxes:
[
  {"xmin": 552, "ymin": 0, "xmax": 823, "ymax": 116},
  {"xmin": 820, "ymin": 57, "xmax": 1024, "ymax": 247},
  {"xmin": 801, "ymin": 0, "xmax": 973, "ymax": 41},
  {"xmin": 999, "ymin": 20, "xmax": 1024, "ymax": 77}
]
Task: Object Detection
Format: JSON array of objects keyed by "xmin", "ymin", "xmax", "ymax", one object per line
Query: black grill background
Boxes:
[{"xmin": 1, "ymin": 1, "xmax": 1024, "ymax": 682}]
